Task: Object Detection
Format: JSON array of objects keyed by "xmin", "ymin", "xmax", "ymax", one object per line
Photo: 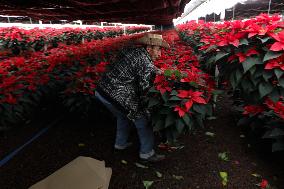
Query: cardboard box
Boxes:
[{"xmin": 29, "ymin": 156, "xmax": 112, "ymax": 189}]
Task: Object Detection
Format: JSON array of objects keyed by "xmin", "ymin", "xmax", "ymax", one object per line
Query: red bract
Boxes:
[
  {"xmin": 177, "ymin": 90, "xmax": 206, "ymax": 111},
  {"xmin": 264, "ymin": 54, "xmax": 284, "ymax": 70},
  {"xmin": 174, "ymin": 105, "xmax": 187, "ymax": 117},
  {"xmin": 260, "ymin": 179, "xmax": 269, "ymax": 189},
  {"xmin": 243, "ymin": 105, "xmax": 265, "ymax": 115},
  {"xmin": 154, "ymin": 75, "xmax": 172, "ymax": 94},
  {"xmin": 265, "ymin": 99, "xmax": 284, "ymax": 119},
  {"xmin": 270, "ymin": 30, "xmax": 284, "ymax": 51},
  {"xmin": 235, "ymin": 48, "xmax": 259, "ymax": 63}
]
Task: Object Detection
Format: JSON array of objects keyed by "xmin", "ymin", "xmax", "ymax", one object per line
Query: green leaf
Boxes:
[
  {"xmin": 263, "ymin": 71, "xmax": 273, "ymax": 82},
  {"xmin": 257, "ymin": 36, "xmax": 270, "ymax": 43},
  {"xmin": 251, "ymin": 173, "xmax": 261, "ymax": 178},
  {"xmin": 153, "ymin": 119, "xmax": 165, "ymax": 132},
  {"xmin": 215, "ymin": 52, "xmax": 229, "ymax": 62},
  {"xmin": 274, "ymin": 69, "xmax": 283, "ymax": 79},
  {"xmin": 268, "ymin": 89, "xmax": 280, "ymax": 102},
  {"xmin": 205, "ymin": 45, "xmax": 217, "ymax": 53},
  {"xmin": 205, "ymin": 131, "xmax": 215, "ymax": 137},
  {"xmin": 169, "ymin": 96, "xmax": 181, "ymax": 101},
  {"xmin": 173, "ymin": 175, "xmax": 184, "ymax": 180},
  {"xmin": 235, "ymin": 68, "xmax": 243, "ymax": 84},
  {"xmin": 148, "ymin": 87, "xmax": 159, "ymax": 93},
  {"xmin": 189, "ymin": 81, "xmax": 198, "ymax": 88},
  {"xmin": 211, "ymin": 90, "xmax": 223, "ymax": 95},
  {"xmin": 218, "ymin": 152, "xmax": 229, "ymax": 161},
  {"xmin": 263, "ymin": 51, "xmax": 282, "ymax": 62},
  {"xmin": 148, "ymin": 98, "xmax": 160, "ymax": 108},
  {"xmin": 207, "ymin": 116, "xmax": 217, "ymax": 120},
  {"xmin": 121, "ymin": 160, "xmax": 128, "ymax": 165},
  {"xmin": 239, "ymin": 38, "xmax": 248, "ymax": 45},
  {"xmin": 230, "ymin": 72, "xmax": 237, "ymax": 89},
  {"xmin": 272, "ymin": 140, "xmax": 284, "ymax": 152},
  {"xmin": 262, "ymin": 128, "xmax": 284, "ymax": 138},
  {"xmin": 176, "ymin": 119, "xmax": 185, "ymax": 133},
  {"xmin": 219, "ymin": 172, "xmax": 228, "ymax": 186},
  {"xmin": 165, "ymin": 113, "xmax": 176, "ymax": 128},
  {"xmin": 135, "ymin": 162, "xmax": 148, "ymax": 169},
  {"xmin": 242, "ymin": 57, "xmax": 262, "ymax": 73},
  {"xmin": 155, "ymin": 171, "xmax": 163, "ymax": 178},
  {"xmin": 78, "ymin": 143, "xmax": 85, "ymax": 147},
  {"xmin": 164, "ymin": 70, "xmax": 172, "ymax": 77},
  {"xmin": 279, "ymin": 78, "xmax": 284, "ymax": 88},
  {"xmin": 170, "ymin": 90, "xmax": 178, "ymax": 95},
  {"xmin": 192, "ymin": 104, "xmax": 206, "ymax": 114},
  {"xmin": 259, "ymin": 82, "xmax": 273, "ymax": 98},
  {"xmin": 182, "ymin": 113, "xmax": 191, "ymax": 126},
  {"xmin": 161, "ymin": 92, "xmax": 169, "ymax": 102},
  {"xmin": 143, "ymin": 181, "xmax": 154, "ymax": 189},
  {"xmin": 249, "ymin": 66, "xmax": 257, "ymax": 75}
]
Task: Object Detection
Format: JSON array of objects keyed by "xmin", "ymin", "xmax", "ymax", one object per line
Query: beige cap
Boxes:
[{"xmin": 135, "ymin": 33, "xmax": 170, "ymax": 48}]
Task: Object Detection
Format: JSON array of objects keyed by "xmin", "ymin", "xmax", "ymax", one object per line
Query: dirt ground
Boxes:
[{"xmin": 0, "ymin": 94, "xmax": 283, "ymax": 189}]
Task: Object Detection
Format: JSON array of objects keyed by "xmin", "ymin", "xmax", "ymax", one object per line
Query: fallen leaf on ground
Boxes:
[
  {"xmin": 207, "ymin": 116, "xmax": 217, "ymax": 120},
  {"xmin": 155, "ymin": 171, "xmax": 163, "ymax": 178},
  {"xmin": 252, "ymin": 173, "xmax": 261, "ymax": 178},
  {"xmin": 78, "ymin": 143, "xmax": 85, "ymax": 147},
  {"xmin": 135, "ymin": 162, "xmax": 148, "ymax": 169},
  {"xmin": 205, "ymin": 132, "xmax": 215, "ymax": 137},
  {"xmin": 121, "ymin": 160, "xmax": 128, "ymax": 165},
  {"xmin": 143, "ymin": 180, "xmax": 154, "ymax": 189},
  {"xmin": 219, "ymin": 171, "xmax": 228, "ymax": 186},
  {"xmin": 218, "ymin": 152, "xmax": 229, "ymax": 161},
  {"xmin": 173, "ymin": 175, "xmax": 184, "ymax": 180}
]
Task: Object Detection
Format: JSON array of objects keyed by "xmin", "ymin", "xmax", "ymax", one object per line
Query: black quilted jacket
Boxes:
[{"xmin": 97, "ymin": 46, "xmax": 157, "ymax": 120}]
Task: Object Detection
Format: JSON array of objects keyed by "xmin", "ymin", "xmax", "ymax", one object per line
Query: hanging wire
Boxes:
[{"xmin": 268, "ymin": 0, "xmax": 272, "ymax": 15}]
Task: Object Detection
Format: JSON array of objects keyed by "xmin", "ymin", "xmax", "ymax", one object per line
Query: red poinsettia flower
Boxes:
[
  {"xmin": 177, "ymin": 90, "xmax": 206, "ymax": 111},
  {"xmin": 243, "ymin": 105, "xmax": 265, "ymax": 115},
  {"xmin": 264, "ymin": 54, "xmax": 284, "ymax": 70},
  {"xmin": 260, "ymin": 179, "xmax": 269, "ymax": 189},
  {"xmin": 235, "ymin": 48, "xmax": 259, "ymax": 63},
  {"xmin": 270, "ymin": 30, "xmax": 284, "ymax": 51},
  {"xmin": 174, "ymin": 105, "xmax": 187, "ymax": 117},
  {"xmin": 154, "ymin": 75, "xmax": 172, "ymax": 94},
  {"xmin": 265, "ymin": 98, "xmax": 284, "ymax": 119}
]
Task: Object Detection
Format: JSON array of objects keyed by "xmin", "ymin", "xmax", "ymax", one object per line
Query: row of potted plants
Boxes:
[
  {"xmin": 0, "ymin": 26, "xmax": 150, "ymax": 56},
  {"xmin": 0, "ymin": 33, "xmax": 145, "ymax": 128},
  {"xmin": 177, "ymin": 13, "xmax": 284, "ymax": 151}
]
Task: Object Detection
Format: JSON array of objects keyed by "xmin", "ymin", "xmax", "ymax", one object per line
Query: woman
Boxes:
[{"xmin": 95, "ymin": 33, "xmax": 169, "ymax": 162}]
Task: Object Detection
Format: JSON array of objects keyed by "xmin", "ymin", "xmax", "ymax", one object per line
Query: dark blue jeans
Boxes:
[{"xmin": 95, "ymin": 91, "xmax": 154, "ymax": 158}]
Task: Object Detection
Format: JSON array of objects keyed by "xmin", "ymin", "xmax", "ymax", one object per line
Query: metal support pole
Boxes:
[
  {"xmin": 232, "ymin": 5, "xmax": 235, "ymax": 21},
  {"xmin": 123, "ymin": 25, "xmax": 126, "ymax": 35},
  {"xmin": 29, "ymin": 18, "xmax": 32, "ymax": 24},
  {"xmin": 268, "ymin": 0, "xmax": 272, "ymax": 15},
  {"xmin": 7, "ymin": 17, "xmax": 10, "ymax": 23},
  {"xmin": 214, "ymin": 13, "xmax": 216, "ymax": 22}
]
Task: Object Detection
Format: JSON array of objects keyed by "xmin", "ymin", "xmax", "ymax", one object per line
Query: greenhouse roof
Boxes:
[{"xmin": 0, "ymin": 0, "xmax": 190, "ymax": 25}]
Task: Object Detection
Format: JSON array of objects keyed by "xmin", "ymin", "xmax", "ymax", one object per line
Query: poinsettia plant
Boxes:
[
  {"xmin": 177, "ymin": 13, "xmax": 284, "ymax": 151},
  {"xmin": 0, "ymin": 26, "xmax": 150, "ymax": 57},
  {"xmin": 145, "ymin": 30, "xmax": 216, "ymax": 142},
  {"xmin": 0, "ymin": 33, "xmax": 144, "ymax": 128}
]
